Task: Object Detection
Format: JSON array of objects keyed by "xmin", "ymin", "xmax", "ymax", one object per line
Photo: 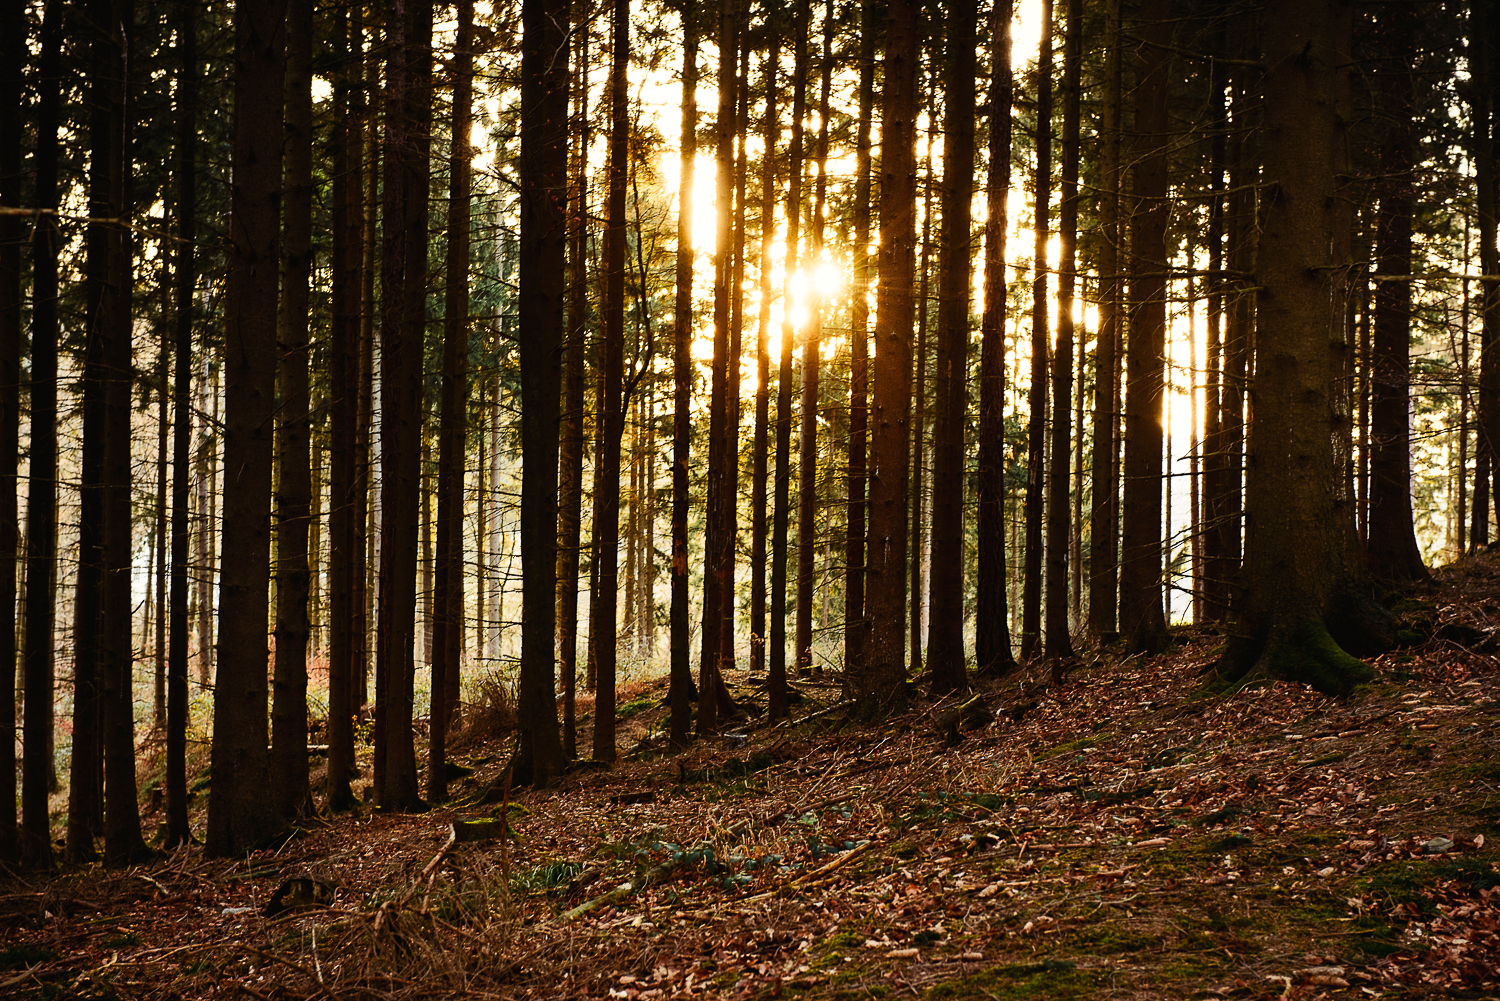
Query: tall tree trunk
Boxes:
[
  {"xmin": 1472, "ymin": 0, "xmax": 1498, "ymax": 550},
  {"xmin": 844, "ymin": 2, "xmax": 874, "ymax": 680},
  {"xmin": 357, "ymin": 86, "xmax": 377, "ymax": 714},
  {"xmin": 1201, "ymin": 30, "xmax": 1229, "ymax": 622},
  {"xmin": 195, "ymin": 354, "xmax": 216, "ymax": 688},
  {"xmin": 376, "ymin": 0, "xmax": 430, "ymax": 811},
  {"xmin": 1021, "ymin": 0, "xmax": 1052, "ymax": 660},
  {"xmin": 152, "ymin": 347, "xmax": 168, "ymax": 728},
  {"xmin": 559, "ymin": 16, "xmax": 589, "ymax": 758},
  {"xmin": 431, "ymin": 0, "xmax": 473, "ymax": 801},
  {"xmin": 795, "ymin": 0, "xmax": 833, "ymax": 679},
  {"xmin": 72, "ymin": 0, "xmax": 116, "ymax": 864},
  {"xmin": 514, "ymin": 0, "xmax": 568, "ymax": 785},
  {"xmin": 19, "ymin": 0, "xmax": 62, "ymax": 869},
  {"xmin": 1366, "ymin": 7, "xmax": 1430, "ymax": 584},
  {"xmin": 273, "ymin": 0, "xmax": 314, "ymax": 821},
  {"xmin": 208, "ymin": 0, "xmax": 284, "ymax": 856},
  {"xmin": 1215, "ymin": 0, "xmax": 1392, "ymax": 691},
  {"xmin": 909, "ymin": 135, "xmax": 932, "ymax": 677},
  {"xmin": 327, "ymin": 4, "xmax": 364, "ymax": 812},
  {"xmin": 0, "ymin": 0, "xmax": 22, "ymax": 866},
  {"xmin": 928, "ymin": 0, "xmax": 978, "ymax": 693},
  {"xmin": 670, "ymin": 2, "xmax": 698, "ymax": 744},
  {"xmin": 1088, "ymin": 0, "xmax": 1122, "ymax": 639},
  {"xmin": 976, "ymin": 0, "xmax": 1017, "ymax": 676},
  {"xmin": 1045, "ymin": 0, "xmax": 1081, "ymax": 666},
  {"xmin": 753, "ymin": 24, "xmax": 780, "ymax": 710},
  {"xmin": 772, "ymin": 0, "xmax": 810, "ymax": 719},
  {"xmin": 1119, "ymin": 0, "xmax": 1170, "ymax": 656},
  {"xmin": 591, "ymin": 0, "xmax": 629, "ymax": 761},
  {"xmin": 699, "ymin": 0, "xmax": 742, "ymax": 736},
  {"xmin": 721, "ymin": 41, "xmax": 750, "ymax": 678},
  {"xmin": 71, "ymin": 0, "xmax": 148, "ymax": 865},
  {"xmin": 854, "ymin": 0, "xmax": 918, "ymax": 718},
  {"xmin": 1218, "ymin": 63, "xmax": 1253, "ymax": 610}
]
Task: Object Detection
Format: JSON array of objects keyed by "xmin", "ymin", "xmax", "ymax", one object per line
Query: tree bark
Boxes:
[
  {"xmin": 1214, "ymin": 0, "xmax": 1392, "ymax": 693},
  {"xmin": 208, "ymin": 0, "xmax": 284, "ymax": 856},
  {"xmin": 754, "ymin": 24, "xmax": 781, "ymax": 712},
  {"xmin": 1471, "ymin": 0, "xmax": 1499, "ymax": 551},
  {"xmin": 591, "ymin": 0, "xmax": 629, "ymax": 762},
  {"xmin": 854, "ymin": 0, "xmax": 918, "ymax": 718},
  {"xmin": 1118, "ymin": 0, "xmax": 1170, "ymax": 656},
  {"xmin": 976, "ymin": 0, "xmax": 1017, "ymax": 676},
  {"xmin": 514, "ymin": 0, "xmax": 569, "ymax": 785},
  {"xmin": 559, "ymin": 15, "xmax": 589, "ymax": 758},
  {"xmin": 273, "ymin": 0, "xmax": 314, "ymax": 821},
  {"xmin": 699, "ymin": 0, "xmax": 742, "ymax": 737},
  {"xmin": 670, "ymin": 1, "xmax": 698, "ymax": 744},
  {"xmin": 772, "ymin": 0, "xmax": 810, "ymax": 718},
  {"xmin": 1045, "ymin": 0, "xmax": 1081, "ymax": 666},
  {"xmin": 844, "ymin": 1, "xmax": 874, "ymax": 681},
  {"xmin": 1366, "ymin": 6, "xmax": 1430, "ymax": 584},
  {"xmin": 927, "ymin": 0, "xmax": 976, "ymax": 693},
  {"xmin": 327, "ymin": 0, "xmax": 363, "ymax": 814},
  {"xmin": 375, "ymin": 0, "xmax": 430, "ymax": 811},
  {"xmin": 1021, "ymin": 0, "xmax": 1052, "ymax": 661},
  {"xmin": 0, "ymin": 0, "xmax": 22, "ymax": 866},
  {"xmin": 796, "ymin": 0, "xmax": 833, "ymax": 680},
  {"xmin": 19, "ymin": 0, "xmax": 62, "ymax": 869},
  {"xmin": 431, "ymin": 0, "xmax": 474, "ymax": 801}
]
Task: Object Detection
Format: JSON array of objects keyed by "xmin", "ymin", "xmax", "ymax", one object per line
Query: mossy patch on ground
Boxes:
[{"xmin": 927, "ymin": 960, "xmax": 1099, "ymax": 999}]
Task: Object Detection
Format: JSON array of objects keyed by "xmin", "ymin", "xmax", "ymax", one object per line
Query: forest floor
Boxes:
[{"xmin": 5, "ymin": 559, "xmax": 1500, "ymax": 1000}]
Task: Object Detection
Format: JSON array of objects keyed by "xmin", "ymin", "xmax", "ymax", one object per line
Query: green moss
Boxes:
[
  {"xmin": 1071, "ymin": 923, "xmax": 1156, "ymax": 954},
  {"xmin": 1438, "ymin": 761, "xmax": 1500, "ymax": 784},
  {"xmin": 1308, "ymin": 751, "xmax": 1348, "ymax": 766},
  {"xmin": 1264, "ymin": 620, "xmax": 1375, "ymax": 696},
  {"xmin": 927, "ymin": 961, "xmax": 1098, "ymax": 1000},
  {"xmin": 1360, "ymin": 859, "xmax": 1500, "ymax": 914},
  {"xmin": 1035, "ymin": 734, "xmax": 1110, "ymax": 761}
]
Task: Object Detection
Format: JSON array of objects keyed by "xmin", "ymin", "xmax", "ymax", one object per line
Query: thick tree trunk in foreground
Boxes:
[
  {"xmin": 513, "ymin": 0, "xmax": 568, "ymax": 785},
  {"xmin": 854, "ymin": 0, "xmax": 918, "ymax": 718},
  {"xmin": 208, "ymin": 0, "xmax": 283, "ymax": 857},
  {"xmin": 976, "ymin": 0, "xmax": 1017, "ymax": 676},
  {"xmin": 1214, "ymin": 0, "xmax": 1391, "ymax": 693},
  {"xmin": 927, "ymin": 0, "xmax": 977, "ymax": 693}
]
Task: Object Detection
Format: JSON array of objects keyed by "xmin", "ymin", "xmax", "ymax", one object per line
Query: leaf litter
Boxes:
[{"xmin": 6, "ymin": 557, "xmax": 1500, "ymax": 998}]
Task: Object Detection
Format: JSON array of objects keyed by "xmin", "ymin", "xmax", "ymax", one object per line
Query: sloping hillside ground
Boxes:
[{"xmin": 5, "ymin": 559, "xmax": 1500, "ymax": 1000}]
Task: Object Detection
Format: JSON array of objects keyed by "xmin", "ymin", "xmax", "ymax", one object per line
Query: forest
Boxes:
[{"xmin": 0, "ymin": 0, "xmax": 1496, "ymax": 917}]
